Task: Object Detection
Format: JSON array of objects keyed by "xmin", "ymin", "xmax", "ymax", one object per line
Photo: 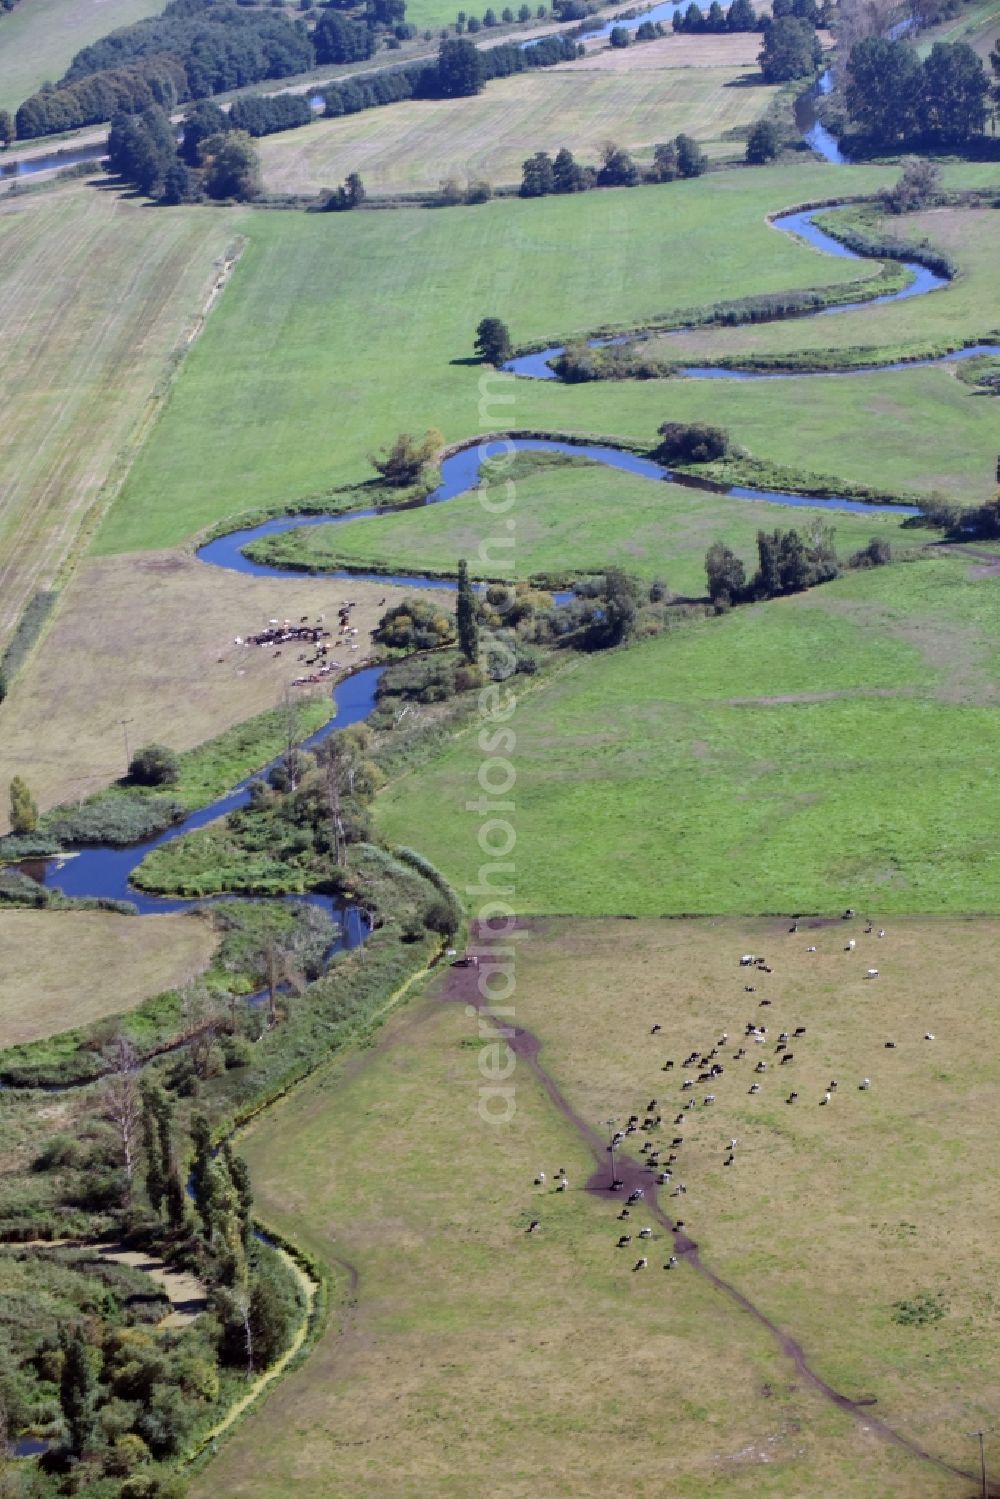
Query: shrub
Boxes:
[
  {"xmin": 370, "ymin": 428, "xmax": 443, "ymax": 486},
  {"xmin": 891, "ymin": 1292, "xmax": 946, "ymax": 1326},
  {"xmin": 880, "ymin": 157, "xmax": 942, "ymax": 214},
  {"xmin": 425, "ymin": 896, "xmax": 461, "ymax": 937},
  {"xmin": 128, "ymin": 745, "xmax": 180, "ymax": 787},
  {"xmin": 849, "ymin": 537, "xmax": 893, "ymax": 568},
  {"xmin": 46, "ymin": 794, "xmax": 185, "ymax": 847},
  {"xmin": 654, "ymin": 422, "xmax": 730, "ymax": 464},
  {"xmin": 375, "ymin": 599, "xmax": 458, "ymax": 653}
]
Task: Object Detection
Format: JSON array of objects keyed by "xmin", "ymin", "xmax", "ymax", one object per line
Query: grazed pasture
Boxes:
[
  {"xmin": 191, "ymin": 914, "xmax": 1000, "ymax": 1498},
  {"xmin": 0, "ymin": 552, "xmax": 413, "ymax": 822}
]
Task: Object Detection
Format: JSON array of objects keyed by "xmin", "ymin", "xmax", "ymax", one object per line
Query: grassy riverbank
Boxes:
[
  {"xmin": 96, "ymin": 164, "xmax": 999, "ymax": 559},
  {"xmin": 246, "ymin": 451, "xmax": 925, "ymax": 596}
]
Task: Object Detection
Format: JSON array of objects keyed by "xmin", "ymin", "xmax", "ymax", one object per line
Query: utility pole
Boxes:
[
  {"xmin": 120, "ymin": 717, "xmax": 134, "ymax": 776},
  {"xmin": 971, "ymin": 1431, "xmax": 988, "ymax": 1499}
]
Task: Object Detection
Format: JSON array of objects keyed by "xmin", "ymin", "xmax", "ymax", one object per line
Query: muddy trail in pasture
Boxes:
[{"xmin": 438, "ymin": 922, "xmax": 992, "ymax": 1495}]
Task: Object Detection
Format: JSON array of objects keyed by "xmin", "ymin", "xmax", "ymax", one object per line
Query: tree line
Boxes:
[
  {"xmin": 108, "ymin": 100, "xmax": 262, "ymax": 202},
  {"xmin": 13, "ymin": 0, "xmax": 401, "ymax": 139},
  {"xmin": 844, "ymin": 36, "xmax": 992, "ymax": 148},
  {"xmin": 705, "ymin": 526, "xmax": 890, "ymax": 609},
  {"xmin": 671, "ymin": 0, "xmax": 761, "ymax": 33},
  {"xmin": 322, "ymin": 31, "xmax": 580, "ymax": 117},
  {"xmin": 452, "ymin": 2, "xmax": 549, "ymax": 32},
  {"xmin": 520, "ymin": 134, "xmax": 707, "ymax": 196}
]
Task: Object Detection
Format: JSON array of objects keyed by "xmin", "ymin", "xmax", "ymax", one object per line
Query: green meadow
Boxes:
[
  {"xmin": 666, "ymin": 197, "xmax": 1000, "ymax": 365},
  {"xmin": 376, "ymin": 553, "xmax": 1000, "ymax": 915},
  {"xmin": 95, "ymin": 164, "xmax": 1000, "ymax": 558},
  {"xmin": 247, "ymin": 451, "xmax": 921, "ymax": 595}
]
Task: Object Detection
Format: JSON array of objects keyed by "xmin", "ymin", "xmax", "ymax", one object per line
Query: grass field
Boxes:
[
  {"xmin": 914, "ymin": 0, "xmax": 999, "ymax": 59},
  {"xmin": 0, "ymin": 908, "xmax": 215, "ymax": 1046},
  {"xmin": 259, "ymin": 37, "xmax": 777, "ymax": 195},
  {"xmin": 663, "ymin": 200, "xmax": 1000, "ymax": 365},
  {"xmin": 0, "ymin": 0, "xmax": 166, "ymax": 117},
  {"xmin": 191, "ymin": 914, "xmax": 1000, "ymax": 1497},
  {"xmin": 376, "ymin": 551, "xmax": 1000, "ymax": 915},
  {"xmin": 0, "ymin": 552, "xmax": 414, "ymax": 822},
  {"xmin": 249, "ymin": 452, "xmax": 923, "ymax": 595},
  {"xmin": 101, "ymin": 161, "xmax": 1000, "ymax": 557},
  {"xmin": 0, "ymin": 183, "xmax": 243, "ymax": 651}
]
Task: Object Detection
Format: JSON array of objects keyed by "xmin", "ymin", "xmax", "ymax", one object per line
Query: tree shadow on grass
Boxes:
[{"xmin": 724, "ymin": 71, "xmax": 768, "ymax": 88}]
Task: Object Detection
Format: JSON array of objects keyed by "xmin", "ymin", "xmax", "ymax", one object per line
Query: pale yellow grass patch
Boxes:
[
  {"xmin": 260, "ymin": 62, "xmax": 780, "ymax": 195},
  {"xmin": 573, "ymin": 30, "xmax": 766, "ymax": 69},
  {"xmin": 0, "ymin": 908, "xmax": 216, "ymax": 1046},
  {"xmin": 0, "ymin": 550, "xmax": 418, "ymax": 821},
  {"xmin": 0, "ymin": 184, "xmax": 244, "ymax": 650}
]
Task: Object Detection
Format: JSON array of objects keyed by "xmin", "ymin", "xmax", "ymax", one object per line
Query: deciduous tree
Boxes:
[
  {"xmin": 201, "ymin": 129, "xmax": 261, "ymax": 201},
  {"xmin": 758, "ymin": 14, "xmax": 821, "ymax": 81},
  {"xmin": 370, "ymin": 428, "xmax": 443, "ymax": 486},
  {"xmin": 474, "ymin": 316, "xmax": 513, "ymax": 365},
  {"xmin": 704, "ymin": 541, "xmax": 746, "ymax": 607},
  {"xmin": 745, "ymin": 118, "xmax": 779, "ymax": 163}
]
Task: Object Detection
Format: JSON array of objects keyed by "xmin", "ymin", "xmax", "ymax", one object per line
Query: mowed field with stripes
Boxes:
[
  {"xmin": 0, "ymin": 184, "xmax": 243, "ymax": 650},
  {"xmin": 259, "ymin": 34, "xmax": 778, "ymax": 194}
]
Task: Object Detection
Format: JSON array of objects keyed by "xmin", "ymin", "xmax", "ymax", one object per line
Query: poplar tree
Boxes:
[
  {"xmin": 455, "ymin": 559, "xmax": 479, "ymax": 663},
  {"xmin": 8, "ymin": 776, "xmax": 37, "ymax": 835},
  {"xmin": 59, "ymin": 1327, "xmax": 96, "ymax": 1458}
]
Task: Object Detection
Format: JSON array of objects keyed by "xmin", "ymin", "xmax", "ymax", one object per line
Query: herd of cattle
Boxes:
[
  {"xmin": 231, "ymin": 602, "xmax": 379, "ymax": 686},
  {"xmin": 530, "ymin": 916, "xmax": 937, "ymax": 1272}
]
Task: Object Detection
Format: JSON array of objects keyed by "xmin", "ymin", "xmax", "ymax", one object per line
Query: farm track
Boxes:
[{"xmin": 438, "ymin": 927, "xmax": 995, "ymax": 1495}]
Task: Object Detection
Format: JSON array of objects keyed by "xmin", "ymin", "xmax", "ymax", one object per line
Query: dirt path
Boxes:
[
  {"xmin": 6, "ymin": 1239, "xmax": 209, "ymax": 1327},
  {"xmin": 935, "ymin": 543, "xmax": 1000, "ymax": 577},
  {"xmin": 436, "ymin": 925, "xmax": 994, "ymax": 1496}
]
